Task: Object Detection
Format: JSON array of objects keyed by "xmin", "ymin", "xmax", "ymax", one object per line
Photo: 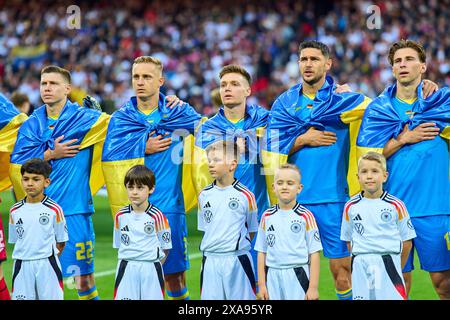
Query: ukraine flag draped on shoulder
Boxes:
[
  {"xmin": 0, "ymin": 93, "xmax": 27, "ymax": 192},
  {"xmin": 102, "ymin": 94, "xmax": 201, "ymax": 217},
  {"xmin": 262, "ymin": 76, "xmax": 371, "ymax": 204},
  {"xmin": 356, "ymin": 82, "xmax": 450, "ymax": 155},
  {"xmin": 357, "ymin": 82, "xmax": 450, "ymax": 217},
  {"xmin": 193, "ymin": 105, "xmax": 269, "ymax": 216},
  {"xmin": 10, "ymin": 100, "xmax": 109, "ymax": 200}
]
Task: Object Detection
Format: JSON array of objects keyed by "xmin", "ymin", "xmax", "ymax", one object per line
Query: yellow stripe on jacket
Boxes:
[
  {"xmin": 9, "ymin": 113, "xmax": 109, "ymax": 199},
  {"xmin": 181, "ymin": 134, "xmax": 198, "ymax": 213},
  {"xmin": 341, "ymin": 96, "xmax": 371, "ymax": 196},
  {"xmin": 261, "ymin": 150, "xmax": 289, "ymax": 205},
  {"xmin": 102, "ymin": 158, "xmax": 145, "ymax": 217},
  {"xmin": 0, "ymin": 113, "xmax": 28, "ymax": 192},
  {"xmin": 80, "ymin": 113, "xmax": 110, "ymax": 195}
]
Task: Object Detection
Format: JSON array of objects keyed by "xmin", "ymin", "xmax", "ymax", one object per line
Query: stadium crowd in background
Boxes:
[{"xmin": 0, "ymin": 0, "xmax": 449, "ymax": 115}]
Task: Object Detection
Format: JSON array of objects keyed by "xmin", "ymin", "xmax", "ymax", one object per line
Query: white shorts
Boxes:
[
  {"xmin": 200, "ymin": 251, "xmax": 256, "ymax": 300},
  {"xmin": 266, "ymin": 265, "xmax": 310, "ymax": 300},
  {"xmin": 114, "ymin": 260, "xmax": 165, "ymax": 300},
  {"xmin": 12, "ymin": 256, "xmax": 64, "ymax": 300},
  {"xmin": 352, "ymin": 253, "xmax": 407, "ymax": 300}
]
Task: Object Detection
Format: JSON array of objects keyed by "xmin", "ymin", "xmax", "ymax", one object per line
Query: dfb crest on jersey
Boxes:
[
  {"xmin": 16, "ymin": 226, "xmax": 25, "ymax": 239},
  {"xmin": 407, "ymin": 219, "xmax": 414, "ymax": 230},
  {"xmin": 121, "ymin": 234, "xmax": 130, "ymax": 246},
  {"xmin": 203, "ymin": 210, "xmax": 213, "ymax": 223},
  {"xmin": 162, "ymin": 232, "xmax": 171, "ymax": 243},
  {"xmin": 144, "ymin": 222, "xmax": 154, "ymax": 234},
  {"xmin": 39, "ymin": 213, "xmax": 50, "ymax": 225},
  {"xmin": 228, "ymin": 198, "xmax": 239, "ymax": 210},
  {"xmin": 380, "ymin": 209, "xmax": 392, "ymax": 222},
  {"xmin": 266, "ymin": 234, "xmax": 276, "ymax": 247},
  {"xmin": 354, "ymin": 223, "xmax": 364, "ymax": 235},
  {"xmin": 290, "ymin": 220, "xmax": 302, "ymax": 233}
]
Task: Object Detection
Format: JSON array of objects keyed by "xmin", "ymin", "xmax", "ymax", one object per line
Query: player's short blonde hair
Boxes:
[
  {"xmin": 205, "ymin": 140, "xmax": 240, "ymax": 162},
  {"xmin": 133, "ymin": 56, "xmax": 163, "ymax": 73},
  {"xmin": 275, "ymin": 163, "xmax": 302, "ymax": 181},
  {"xmin": 358, "ymin": 152, "xmax": 387, "ymax": 172}
]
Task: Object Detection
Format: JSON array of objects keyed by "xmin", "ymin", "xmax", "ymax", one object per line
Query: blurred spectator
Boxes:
[
  {"xmin": 0, "ymin": 0, "xmax": 448, "ymax": 115},
  {"xmin": 10, "ymin": 91, "xmax": 33, "ymax": 115},
  {"xmin": 204, "ymin": 87, "xmax": 222, "ymax": 117}
]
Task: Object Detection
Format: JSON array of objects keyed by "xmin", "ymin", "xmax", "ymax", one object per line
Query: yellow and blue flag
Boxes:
[
  {"xmin": 0, "ymin": 93, "xmax": 27, "ymax": 191},
  {"xmin": 357, "ymin": 82, "xmax": 450, "ymax": 151},
  {"xmin": 356, "ymin": 82, "xmax": 450, "ymax": 217},
  {"xmin": 193, "ymin": 105, "xmax": 270, "ymax": 218},
  {"xmin": 9, "ymin": 100, "xmax": 109, "ymax": 214},
  {"xmin": 10, "ymin": 43, "xmax": 48, "ymax": 69},
  {"xmin": 102, "ymin": 94, "xmax": 202, "ymax": 217},
  {"xmin": 262, "ymin": 76, "xmax": 371, "ymax": 204}
]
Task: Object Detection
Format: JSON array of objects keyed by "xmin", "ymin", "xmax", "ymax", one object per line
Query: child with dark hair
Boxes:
[{"xmin": 113, "ymin": 165, "xmax": 172, "ymax": 300}]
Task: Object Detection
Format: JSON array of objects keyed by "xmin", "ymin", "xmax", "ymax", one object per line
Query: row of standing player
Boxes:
[{"xmin": 1, "ymin": 39, "xmax": 449, "ymax": 300}]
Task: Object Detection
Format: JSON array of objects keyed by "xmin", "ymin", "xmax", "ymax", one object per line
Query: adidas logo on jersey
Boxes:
[
  {"xmin": 17, "ymin": 218, "xmax": 23, "ymax": 225},
  {"xmin": 267, "ymin": 225, "xmax": 275, "ymax": 232},
  {"xmin": 121, "ymin": 225, "xmax": 130, "ymax": 232},
  {"xmin": 353, "ymin": 214, "xmax": 362, "ymax": 221},
  {"xmin": 203, "ymin": 202, "xmax": 211, "ymax": 209}
]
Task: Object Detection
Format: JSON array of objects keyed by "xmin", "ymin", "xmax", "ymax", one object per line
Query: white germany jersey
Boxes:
[
  {"xmin": 8, "ymin": 196, "xmax": 68, "ymax": 260},
  {"xmin": 254, "ymin": 203, "xmax": 322, "ymax": 268},
  {"xmin": 113, "ymin": 204, "xmax": 172, "ymax": 261},
  {"xmin": 340, "ymin": 191, "xmax": 416, "ymax": 255},
  {"xmin": 198, "ymin": 179, "xmax": 258, "ymax": 254}
]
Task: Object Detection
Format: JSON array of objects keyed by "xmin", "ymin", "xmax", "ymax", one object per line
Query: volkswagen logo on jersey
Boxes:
[
  {"xmin": 380, "ymin": 209, "xmax": 392, "ymax": 222},
  {"xmin": 314, "ymin": 231, "xmax": 321, "ymax": 242},
  {"xmin": 354, "ymin": 223, "xmax": 364, "ymax": 235},
  {"xmin": 228, "ymin": 198, "xmax": 239, "ymax": 210},
  {"xmin": 121, "ymin": 234, "xmax": 130, "ymax": 246},
  {"xmin": 162, "ymin": 232, "xmax": 171, "ymax": 243},
  {"xmin": 144, "ymin": 222, "xmax": 154, "ymax": 234},
  {"xmin": 266, "ymin": 234, "xmax": 276, "ymax": 247},
  {"xmin": 16, "ymin": 226, "xmax": 24, "ymax": 239},
  {"xmin": 204, "ymin": 210, "xmax": 213, "ymax": 223},
  {"xmin": 407, "ymin": 219, "xmax": 414, "ymax": 230},
  {"xmin": 290, "ymin": 221, "xmax": 302, "ymax": 233},
  {"xmin": 39, "ymin": 213, "xmax": 50, "ymax": 225}
]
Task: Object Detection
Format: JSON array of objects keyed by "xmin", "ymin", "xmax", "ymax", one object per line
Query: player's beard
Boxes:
[{"xmin": 303, "ymin": 73, "xmax": 324, "ymax": 86}]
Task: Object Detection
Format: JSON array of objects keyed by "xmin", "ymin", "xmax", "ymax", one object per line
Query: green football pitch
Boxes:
[{"xmin": 0, "ymin": 191, "xmax": 439, "ymax": 300}]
